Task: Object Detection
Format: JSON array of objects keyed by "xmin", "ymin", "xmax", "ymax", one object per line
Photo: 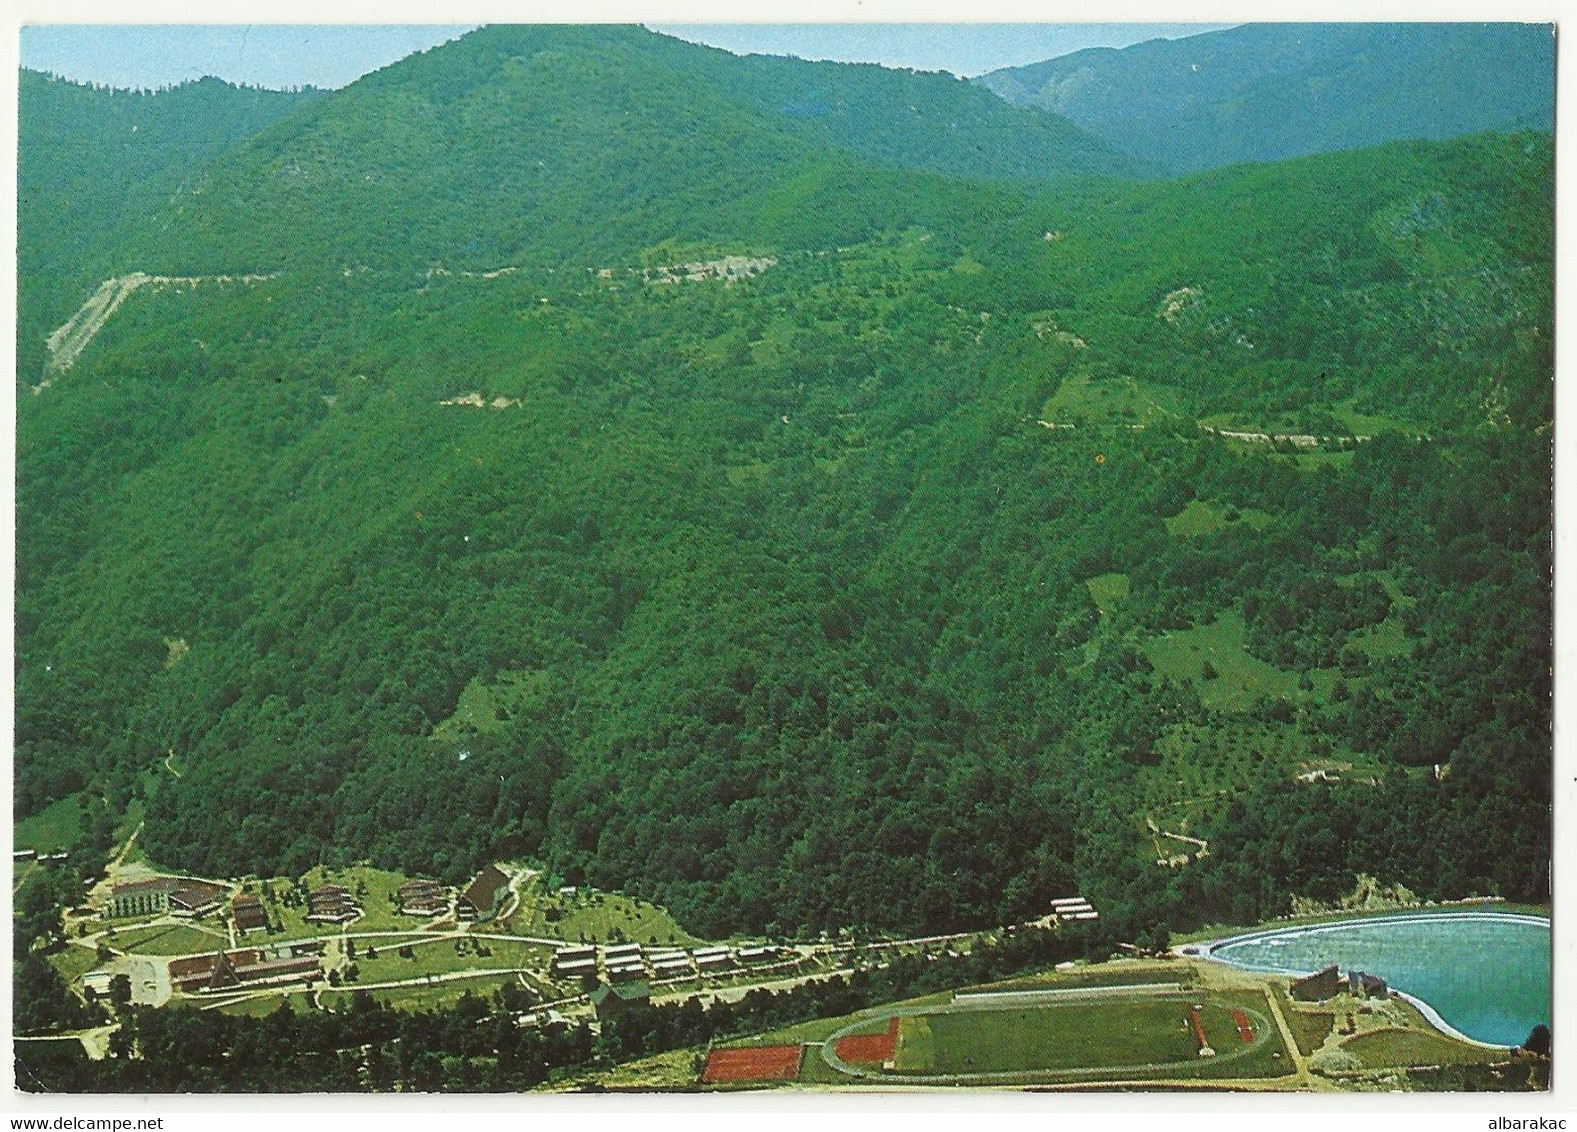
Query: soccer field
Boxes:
[{"xmin": 856, "ymin": 990, "xmax": 1290, "ymax": 1083}]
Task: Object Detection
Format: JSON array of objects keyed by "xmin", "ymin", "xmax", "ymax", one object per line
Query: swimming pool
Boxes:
[{"xmin": 1201, "ymin": 911, "xmax": 1550, "ymax": 1048}]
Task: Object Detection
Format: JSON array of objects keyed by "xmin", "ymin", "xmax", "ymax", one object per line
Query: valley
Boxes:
[{"xmin": 13, "ymin": 22, "xmax": 1553, "ymax": 1095}]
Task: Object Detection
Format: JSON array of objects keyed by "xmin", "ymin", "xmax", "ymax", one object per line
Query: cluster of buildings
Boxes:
[
  {"xmin": 105, "ymin": 877, "xmax": 227, "ymax": 921},
  {"xmin": 549, "ymin": 941, "xmax": 788, "ymax": 984},
  {"xmin": 99, "ymin": 869, "xmax": 465, "ymax": 937},
  {"xmin": 1050, "ymin": 896, "xmax": 1100, "ymax": 923},
  {"xmin": 1290, "ymin": 963, "xmax": 1390, "ymax": 1002},
  {"xmin": 168, "ymin": 944, "xmax": 324, "ymax": 994}
]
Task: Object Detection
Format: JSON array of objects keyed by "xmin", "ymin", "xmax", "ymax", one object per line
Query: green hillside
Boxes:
[
  {"xmin": 105, "ymin": 25, "xmax": 1146, "ymax": 285},
  {"xmin": 14, "ymin": 26, "xmax": 1551, "ymax": 944},
  {"xmin": 18, "ymin": 70, "xmax": 324, "ymax": 378},
  {"xmin": 977, "ymin": 23, "xmax": 1554, "ymax": 174}
]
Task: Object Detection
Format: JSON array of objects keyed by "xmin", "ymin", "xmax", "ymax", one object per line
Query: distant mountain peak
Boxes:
[{"xmin": 976, "ymin": 22, "xmax": 1554, "ymax": 174}]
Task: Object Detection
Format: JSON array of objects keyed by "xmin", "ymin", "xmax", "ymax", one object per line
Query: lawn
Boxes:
[
  {"xmin": 727, "ymin": 993, "xmax": 953, "ymax": 1050},
  {"xmin": 497, "ymin": 877, "xmax": 702, "ymax": 947},
  {"xmin": 109, "ymin": 922, "xmax": 228, "ymax": 956},
  {"xmin": 894, "ymin": 997, "xmax": 1214, "ymax": 1075},
  {"xmin": 15, "ymin": 794, "xmax": 83, "ymax": 854},
  {"xmin": 46, "ymin": 942, "xmax": 103, "ymax": 986},
  {"xmin": 1272, "ymin": 986, "xmax": 1335, "ymax": 1057},
  {"xmin": 346, "ymin": 935, "xmax": 551, "ymax": 985},
  {"xmin": 1341, "ymin": 1027, "xmax": 1504, "ymax": 1069}
]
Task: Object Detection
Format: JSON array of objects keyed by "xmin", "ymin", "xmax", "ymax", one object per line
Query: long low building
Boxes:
[{"xmin": 170, "ymin": 949, "xmax": 321, "ymax": 993}]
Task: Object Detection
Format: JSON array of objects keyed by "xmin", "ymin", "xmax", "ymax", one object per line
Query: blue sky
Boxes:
[{"xmin": 18, "ymin": 23, "xmax": 1231, "ymax": 90}]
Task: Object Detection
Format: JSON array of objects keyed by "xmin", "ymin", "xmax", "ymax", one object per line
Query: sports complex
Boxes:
[{"xmin": 703, "ymin": 964, "xmax": 1297, "ymax": 1089}]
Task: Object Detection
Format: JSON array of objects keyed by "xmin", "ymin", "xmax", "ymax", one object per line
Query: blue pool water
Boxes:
[{"xmin": 1204, "ymin": 912, "xmax": 1550, "ymax": 1047}]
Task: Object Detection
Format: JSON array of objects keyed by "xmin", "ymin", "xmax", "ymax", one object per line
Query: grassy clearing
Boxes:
[
  {"xmin": 1144, "ymin": 611, "xmax": 1303, "ymax": 711},
  {"xmin": 1341, "ymin": 1027, "xmax": 1503, "ymax": 1069},
  {"xmin": 1348, "ymin": 617, "xmax": 1413, "ymax": 661},
  {"xmin": 497, "ymin": 876, "xmax": 702, "ymax": 946},
  {"xmin": 1085, "ymin": 572, "xmax": 1129, "ymax": 614},
  {"xmin": 434, "ymin": 669, "xmax": 549, "ymax": 741},
  {"xmin": 1293, "ymin": 450, "xmax": 1356, "ymax": 471},
  {"xmin": 1042, "ymin": 374, "xmax": 1183, "ymax": 427},
  {"xmin": 1164, "ymin": 499, "xmax": 1273, "ymax": 539},
  {"xmin": 15, "ymin": 794, "xmax": 83, "ymax": 853},
  {"xmin": 1332, "ymin": 402, "xmax": 1420, "ymax": 437}
]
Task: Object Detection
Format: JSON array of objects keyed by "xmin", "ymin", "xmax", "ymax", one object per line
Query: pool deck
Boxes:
[{"xmin": 1179, "ymin": 909, "xmax": 1551, "ymax": 1051}]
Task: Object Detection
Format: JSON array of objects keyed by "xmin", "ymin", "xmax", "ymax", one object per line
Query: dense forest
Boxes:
[
  {"xmin": 17, "ymin": 71, "xmax": 323, "ymax": 378},
  {"xmin": 15, "ymin": 26, "xmax": 1552, "ymax": 955}
]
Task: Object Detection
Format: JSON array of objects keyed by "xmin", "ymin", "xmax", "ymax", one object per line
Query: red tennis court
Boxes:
[
  {"xmin": 701, "ymin": 1044, "xmax": 805, "ymax": 1084},
  {"xmin": 834, "ymin": 1016, "xmax": 899, "ymax": 1063}
]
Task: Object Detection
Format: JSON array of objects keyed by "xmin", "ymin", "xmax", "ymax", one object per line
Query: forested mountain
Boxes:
[
  {"xmin": 17, "ymin": 70, "xmax": 324, "ymax": 378},
  {"xmin": 976, "ymin": 23, "xmax": 1555, "ymax": 174},
  {"xmin": 91, "ymin": 25, "xmax": 1148, "ymax": 288},
  {"xmin": 15, "ymin": 25, "xmax": 1552, "ymax": 943}
]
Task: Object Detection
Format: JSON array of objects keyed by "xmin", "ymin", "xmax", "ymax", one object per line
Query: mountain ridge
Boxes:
[{"xmin": 976, "ymin": 23, "xmax": 1555, "ymax": 173}]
